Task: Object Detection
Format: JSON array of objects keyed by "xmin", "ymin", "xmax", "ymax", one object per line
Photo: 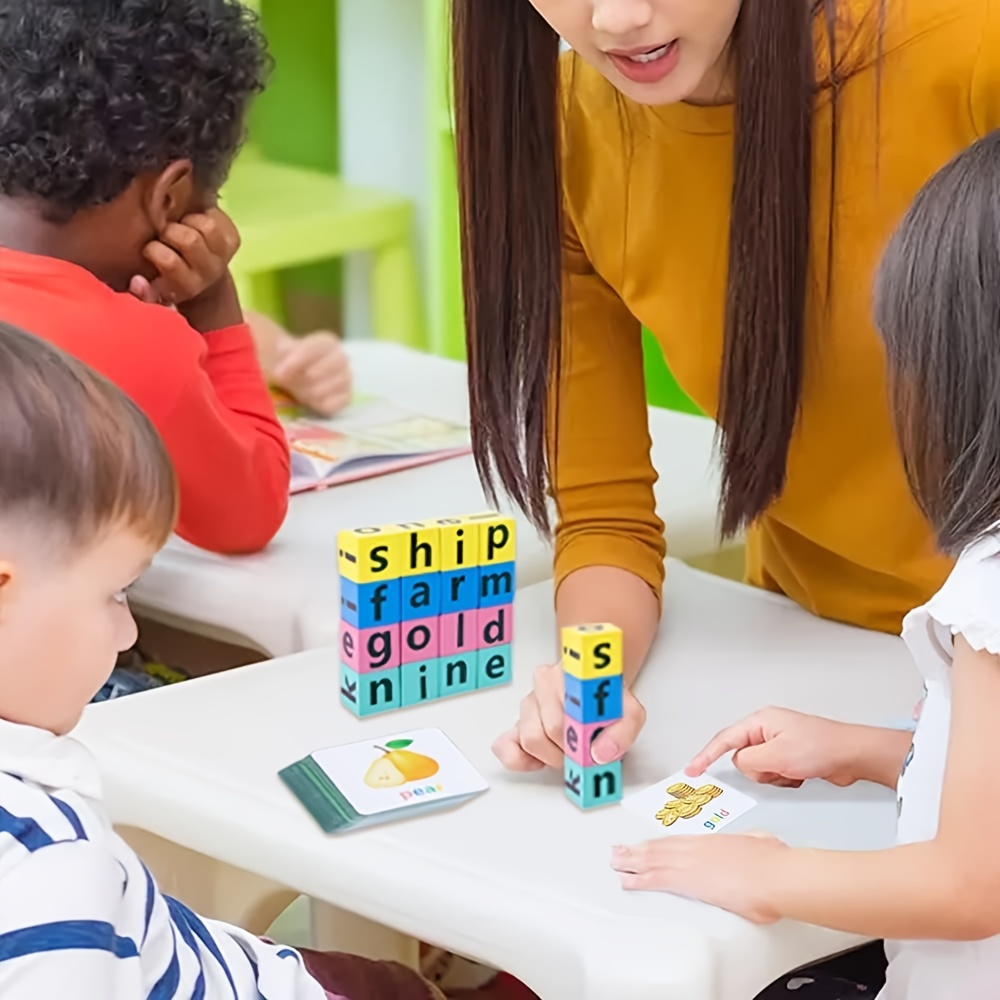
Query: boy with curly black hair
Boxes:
[{"xmin": 0, "ymin": 0, "xmax": 290, "ymax": 554}]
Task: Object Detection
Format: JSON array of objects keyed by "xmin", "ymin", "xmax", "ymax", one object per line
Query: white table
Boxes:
[
  {"xmin": 130, "ymin": 341, "xmax": 723, "ymax": 657},
  {"xmin": 77, "ymin": 561, "xmax": 920, "ymax": 1000}
]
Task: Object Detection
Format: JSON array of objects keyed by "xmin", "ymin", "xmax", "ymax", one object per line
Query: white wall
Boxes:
[{"xmin": 337, "ymin": 0, "xmax": 429, "ymax": 340}]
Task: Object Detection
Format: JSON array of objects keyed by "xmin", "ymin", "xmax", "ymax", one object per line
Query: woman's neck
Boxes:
[{"xmin": 685, "ymin": 40, "xmax": 736, "ymax": 107}]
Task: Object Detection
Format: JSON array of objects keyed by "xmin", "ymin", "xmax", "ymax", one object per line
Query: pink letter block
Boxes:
[
  {"xmin": 400, "ymin": 616, "xmax": 439, "ymax": 665},
  {"xmin": 340, "ymin": 620, "xmax": 400, "ymax": 673},
  {"xmin": 476, "ymin": 604, "xmax": 513, "ymax": 650},
  {"xmin": 438, "ymin": 610, "xmax": 477, "ymax": 657},
  {"xmin": 563, "ymin": 715, "xmax": 608, "ymax": 768}
]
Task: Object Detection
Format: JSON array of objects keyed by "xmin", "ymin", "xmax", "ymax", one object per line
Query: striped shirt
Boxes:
[{"xmin": 0, "ymin": 718, "xmax": 329, "ymax": 999}]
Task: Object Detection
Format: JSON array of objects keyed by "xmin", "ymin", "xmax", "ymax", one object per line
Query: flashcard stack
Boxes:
[
  {"xmin": 562, "ymin": 624, "xmax": 624, "ymax": 809},
  {"xmin": 337, "ymin": 512, "xmax": 516, "ymax": 717}
]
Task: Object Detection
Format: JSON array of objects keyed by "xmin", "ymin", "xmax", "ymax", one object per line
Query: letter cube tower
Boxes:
[
  {"xmin": 337, "ymin": 512, "xmax": 516, "ymax": 717},
  {"xmin": 562, "ymin": 624, "xmax": 624, "ymax": 809}
]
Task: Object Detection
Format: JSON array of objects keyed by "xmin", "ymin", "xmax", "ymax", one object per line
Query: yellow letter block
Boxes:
[
  {"xmin": 433, "ymin": 517, "xmax": 478, "ymax": 571},
  {"xmin": 393, "ymin": 522, "xmax": 441, "ymax": 577},
  {"xmin": 460, "ymin": 512, "xmax": 516, "ymax": 566},
  {"xmin": 561, "ymin": 624, "xmax": 623, "ymax": 680},
  {"xmin": 337, "ymin": 525, "xmax": 406, "ymax": 583}
]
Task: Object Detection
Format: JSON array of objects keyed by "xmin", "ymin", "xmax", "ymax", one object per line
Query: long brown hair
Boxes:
[
  {"xmin": 453, "ymin": 0, "xmax": 883, "ymax": 538},
  {"xmin": 874, "ymin": 130, "xmax": 1000, "ymax": 555}
]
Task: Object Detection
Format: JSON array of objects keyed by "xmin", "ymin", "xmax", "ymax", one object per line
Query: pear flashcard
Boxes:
[{"xmin": 280, "ymin": 727, "xmax": 488, "ymax": 833}]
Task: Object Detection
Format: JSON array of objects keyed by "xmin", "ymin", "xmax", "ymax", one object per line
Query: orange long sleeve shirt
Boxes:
[
  {"xmin": 0, "ymin": 249, "xmax": 289, "ymax": 554},
  {"xmin": 555, "ymin": 0, "xmax": 1000, "ymax": 633}
]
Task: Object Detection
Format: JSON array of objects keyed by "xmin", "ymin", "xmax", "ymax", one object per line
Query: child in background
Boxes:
[
  {"xmin": 0, "ymin": 319, "xmax": 449, "ymax": 1000},
  {"xmin": 612, "ymin": 130, "xmax": 1000, "ymax": 999},
  {"xmin": 248, "ymin": 311, "xmax": 353, "ymax": 419},
  {"xmin": 0, "ymin": 0, "xmax": 288, "ymax": 555}
]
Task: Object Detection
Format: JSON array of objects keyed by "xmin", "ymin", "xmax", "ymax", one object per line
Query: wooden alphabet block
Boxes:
[
  {"xmin": 339, "ymin": 663, "xmax": 402, "ymax": 717},
  {"xmin": 337, "ymin": 525, "xmax": 405, "ymax": 583},
  {"xmin": 564, "ymin": 759, "xmax": 623, "ymax": 809},
  {"xmin": 340, "ymin": 577, "xmax": 400, "ymax": 629},
  {"xmin": 561, "ymin": 624, "xmax": 623, "ymax": 680},
  {"xmin": 434, "ymin": 518, "xmax": 479, "ymax": 571},
  {"xmin": 563, "ymin": 673, "xmax": 623, "ymax": 725},
  {"xmin": 477, "ymin": 562, "xmax": 515, "ymax": 609},
  {"xmin": 400, "ymin": 572, "xmax": 440, "ymax": 621},
  {"xmin": 400, "ymin": 616, "xmax": 440, "ymax": 665},
  {"xmin": 563, "ymin": 716, "xmax": 608, "ymax": 768},
  {"xmin": 477, "ymin": 645, "xmax": 512, "ymax": 689},
  {"xmin": 340, "ymin": 621, "xmax": 400, "ymax": 673},
  {"xmin": 476, "ymin": 604, "xmax": 513, "ymax": 650},
  {"xmin": 400, "ymin": 659, "xmax": 440, "ymax": 706},
  {"xmin": 461, "ymin": 513, "xmax": 516, "ymax": 566},
  {"xmin": 438, "ymin": 654, "xmax": 477, "ymax": 698},
  {"xmin": 438, "ymin": 610, "xmax": 477, "ymax": 657},
  {"xmin": 395, "ymin": 523, "xmax": 440, "ymax": 577},
  {"xmin": 439, "ymin": 566, "xmax": 479, "ymax": 614}
]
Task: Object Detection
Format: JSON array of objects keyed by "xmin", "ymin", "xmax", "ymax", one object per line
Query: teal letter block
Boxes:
[
  {"xmin": 477, "ymin": 644, "xmax": 512, "ymax": 689},
  {"xmin": 564, "ymin": 758, "xmax": 623, "ymax": 809},
  {"xmin": 438, "ymin": 655, "xmax": 477, "ymax": 698},
  {"xmin": 339, "ymin": 663, "xmax": 401, "ymax": 717},
  {"xmin": 401, "ymin": 659, "xmax": 440, "ymax": 707}
]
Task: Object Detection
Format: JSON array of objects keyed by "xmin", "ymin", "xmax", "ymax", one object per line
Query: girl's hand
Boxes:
[
  {"xmin": 686, "ymin": 707, "xmax": 863, "ymax": 788},
  {"xmin": 611, "ymin": 832, "xmax": 787, "ymax": 923},
  {"xmin": 491, "ymin": 662, "xmax": 647, "ymax": 771},
  {"xmin": 271, "ymin": 331, "xmax": 353, "ymax": 417}
]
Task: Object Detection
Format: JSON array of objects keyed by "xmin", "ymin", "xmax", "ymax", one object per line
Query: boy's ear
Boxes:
[
  {"xmin": 0, "ymin": 565, "xmax": 14, "ymax": 619},
  {"xmin": 144, "ymin": 160, "xmax": 195, "ymax": 234}
]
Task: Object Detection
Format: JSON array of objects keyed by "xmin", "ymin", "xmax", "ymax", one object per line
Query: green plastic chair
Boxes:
[{"xmin": 221, "ymin": 149, "xmax": 425, "ymax": 347}]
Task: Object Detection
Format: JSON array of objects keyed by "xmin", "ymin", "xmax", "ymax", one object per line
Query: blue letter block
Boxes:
[
  {"xmin": 401, "ymin": 659, "xmax": 440, "ymax": 706},
  {"xmin": 563, "ymin": 673, "xmax": 623, "ymax": 724},
  {"xmin": 477, "ymin": 561, "xmax": 515, "ymax": 609},
  {"xmin": 400, "ymin": 571, "xmax": 440, "ymax": 621},
  {"xmin": 438, "ymin": 655, "xmax": 478, "ymax": 698},
  {"xmin": 477, "ymin": 645, "xmax": 512, "ymax": 689},
  {"xmin": 339, "ymin": 663, "xmax": 401, "ymax": 717},
  {"xmin": 340, "ymin": 577, "xmax": 400, "ymax": 629},
  {"xmin": 440, "ymin": 567, "xmax": 479, "ymax": 614},
  {"xmin": 564, "ymin": 759, "xmax": 623, "ymax": 809}
]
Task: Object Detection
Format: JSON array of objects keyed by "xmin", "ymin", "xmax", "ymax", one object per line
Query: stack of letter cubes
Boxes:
[
  {"xmin": 562, "ymin": 624, "xmax": 624, "ymax": 809},
  {"xmin": 337, "ymin": 512, "xmax": 516, "ymax": 717}
]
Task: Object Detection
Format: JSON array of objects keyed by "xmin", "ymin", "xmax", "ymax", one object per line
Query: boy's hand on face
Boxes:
[
  {"xmin": 142, "ymin": 209, "xmax": 240, "ymax": 305},
  {"xmin": 136, "ymin": 208, "xmax": 244, "ymax": 333}
]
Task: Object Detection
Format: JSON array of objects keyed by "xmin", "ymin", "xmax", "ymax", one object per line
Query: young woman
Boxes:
[
  {"xmin": 452, "ymin": 0, "xmax": 1000, "ymax": 770},
  {"xmin": 613, "ymin": 124, "xmax": 1000, "ymax": 1000}
]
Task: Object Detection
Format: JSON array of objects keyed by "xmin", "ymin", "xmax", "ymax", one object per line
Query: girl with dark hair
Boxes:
[
  {"xmin": 453, "ymin": 0, "xmax": 1000, "ymax": 778},
  {"xmin": 613, "ymin": 128, "xmax": 1000, "ymax": 1000}
]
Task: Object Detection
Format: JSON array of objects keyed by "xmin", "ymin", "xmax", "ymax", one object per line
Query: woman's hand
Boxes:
[
  {"xmin": 611, "ymin": 832, "xmax": 787, "ymax": 923},
  {"xmin": 271, "ymin": 331, "xmax": 352, "ymax": 417},
  {"xmin": 491, "ymin": 662, "xmax": 647, "ymax": 770},
  {"xmin": 685, "ymin": 706, "xmax": 871, "ymax": 788}
]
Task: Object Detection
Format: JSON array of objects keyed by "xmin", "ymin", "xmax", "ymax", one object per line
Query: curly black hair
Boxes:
[{"xmin": 0, "ymin": 0, "xmax": 270, "ymax": 217}]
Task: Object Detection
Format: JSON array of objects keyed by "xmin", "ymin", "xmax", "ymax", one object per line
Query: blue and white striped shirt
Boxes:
[{"xmin": 0, "ymin": 719, "xmax": 328, "ymax": 999}]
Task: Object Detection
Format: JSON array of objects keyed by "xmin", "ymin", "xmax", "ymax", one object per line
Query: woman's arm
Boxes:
[
  {"xmin": 492, "ymin": 215, "xmax": 665, "ymax": 772},
  {"xmin": 558, "ymin": 566, "xmax": 660, "ymax": 685}
]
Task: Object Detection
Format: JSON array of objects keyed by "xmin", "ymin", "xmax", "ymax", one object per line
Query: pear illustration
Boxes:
[
  {"xmin": 363, "ymin": 754, "xmax": 406, "ymax": 789},
  {"xmin": 363, "ymin": 739, "xmax": 439, "ymax": 789}
]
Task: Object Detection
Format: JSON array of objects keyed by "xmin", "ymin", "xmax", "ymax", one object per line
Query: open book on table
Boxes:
[{"xmin": 273, "ymin": 391, "xmax": 472, "ymax": 494}]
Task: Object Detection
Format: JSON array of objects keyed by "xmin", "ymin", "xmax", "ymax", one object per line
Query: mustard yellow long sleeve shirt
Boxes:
[{"xmin": 554, "ymin": 0, "xmax": 1000, "ymax": 633}]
